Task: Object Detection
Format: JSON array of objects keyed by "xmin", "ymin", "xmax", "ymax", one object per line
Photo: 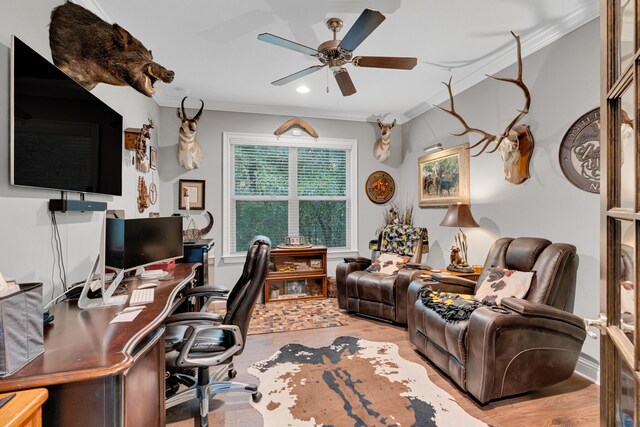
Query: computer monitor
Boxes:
[
  {"xmin": 105, "ymin": 216, "xmax": 184, "ymax": 272},
  {"xmin": 78, "ymin": 216, "xmax": 183, "ymax": 309}
]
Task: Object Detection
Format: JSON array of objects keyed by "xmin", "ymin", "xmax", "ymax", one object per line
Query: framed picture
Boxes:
[
  {"xmin": 287, "ymin": 280, "xmax": 306, "ymax": 295},
  {"xmin": 150, "ymin": 146, "xmax": 158, "ymax": 170},
  {"xmin": 418, "ymin": 142, "xmax": 470, "ymax": 208},
  {"xmin": 178, "ymin": 179, "xmax": 206, "ymax": 210},
  {"xmin": 309, "ymin": 259, "xmax": 322, "ymax": 269}
]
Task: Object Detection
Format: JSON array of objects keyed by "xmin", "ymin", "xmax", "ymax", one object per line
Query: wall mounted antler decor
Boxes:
[
  {"xmin": 436, "ymin": 32, "xmax": 533, "ymax": 184},
  {"xmin": 373, "ymin": 119, "xmax": 396, "ymax": 163},
  {"xmin": 176, "ymin": 97, "xmax": 204, "ymax": 170},
  {"xmin": 274, "ymin": 118, "xmax": 319, "ymax": 139}
]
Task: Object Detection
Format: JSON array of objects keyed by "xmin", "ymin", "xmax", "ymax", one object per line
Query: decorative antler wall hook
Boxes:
[{"xmin": 436, "ymin": 32, "xmax": 533, "ymax": 184}]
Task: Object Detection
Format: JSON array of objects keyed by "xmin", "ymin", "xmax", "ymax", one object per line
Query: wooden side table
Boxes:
[
  {"xmin": 420, "ymin": 268, "xmax": 481, "ymax": 282},
  {"xmin": 0, "ymin": 388, "xmax": 48, "ymax": 427}
]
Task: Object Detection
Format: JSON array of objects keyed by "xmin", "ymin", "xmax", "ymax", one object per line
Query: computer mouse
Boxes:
[{"xmin": 138, "ymin": 283, "xmax": 158, "ymax": 289}]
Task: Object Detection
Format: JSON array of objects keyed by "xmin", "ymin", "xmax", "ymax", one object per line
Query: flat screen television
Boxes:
[{"xmin": 10, "ymin": 36, "xmax": 123, "ymax": 196}]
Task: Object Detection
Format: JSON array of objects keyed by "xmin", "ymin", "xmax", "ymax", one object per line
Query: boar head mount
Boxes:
[
  {"xmin": 49, "ymin": 1, "xmax": 174, "ymax": 97},
  {"xmin": 436, "ymin": 32, "xmax": 533, "ymax": 184}
]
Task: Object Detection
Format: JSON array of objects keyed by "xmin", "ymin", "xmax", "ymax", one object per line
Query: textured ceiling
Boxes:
[{"xmin": 88, "ymin": 0, "xmax": 599, "ymax": 123}]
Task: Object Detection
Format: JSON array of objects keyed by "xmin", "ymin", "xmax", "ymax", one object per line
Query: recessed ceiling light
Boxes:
[{"xmin": 296, "ymin": 86, "xmax": 310, "ymax": 94}]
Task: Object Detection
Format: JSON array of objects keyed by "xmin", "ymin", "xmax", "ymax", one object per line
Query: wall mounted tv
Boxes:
[{"xmin": 10, "ymin": 36, "xmax": 123, "ymax": 196}]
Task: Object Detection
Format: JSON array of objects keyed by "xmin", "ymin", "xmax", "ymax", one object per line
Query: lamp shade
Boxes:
[{"xmin": 439, "ymin": 203, "xmax": 479, "ymax": 228}]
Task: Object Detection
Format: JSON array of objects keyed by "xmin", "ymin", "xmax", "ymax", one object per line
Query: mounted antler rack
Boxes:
[
  {"xmin": 274, "ymin": 117, "xmax": 319, "ymax": 139},
  {"xmin": 436, "ymin": 32, "xmax": 533, "ymax": 184}
]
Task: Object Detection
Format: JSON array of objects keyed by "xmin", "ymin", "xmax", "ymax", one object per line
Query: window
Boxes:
[{"xmin": 223, "ymin": 133, "xmax": 357, "ymax": 258}]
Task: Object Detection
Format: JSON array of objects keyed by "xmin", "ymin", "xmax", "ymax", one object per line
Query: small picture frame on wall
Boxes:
[
  {"xmin": 150, "ymin": 146, "xmax": 158, "ymax": 170},
  {"xmin": 418, "ymin": 142, "xmax": 470, "ymax": 208},
  {"xmin": 178, "ymin": 179, "xmax": 206, "ymax": 210}
]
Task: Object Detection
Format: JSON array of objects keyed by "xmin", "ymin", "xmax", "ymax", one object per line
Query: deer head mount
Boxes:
[
  {"xmin": 373, "ymin": 119, "xmax": 396, "ymax": 163},
  {"xmin": 436, "ymin": 32, "xmax": 533, "ymax": 184},
  {"xmin": 176, "ymin": 97, "xmax": 204, "ymax": 170}
]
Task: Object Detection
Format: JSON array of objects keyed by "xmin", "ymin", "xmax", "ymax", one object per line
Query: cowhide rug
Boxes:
[{"xmin": 249, "ymin": 336, "xmax": 489, "ymax": 426}]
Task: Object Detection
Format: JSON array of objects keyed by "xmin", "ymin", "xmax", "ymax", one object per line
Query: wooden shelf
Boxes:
[{"xmin": 265, "ymin": 246, "xmax": 327, "ymax": 303}]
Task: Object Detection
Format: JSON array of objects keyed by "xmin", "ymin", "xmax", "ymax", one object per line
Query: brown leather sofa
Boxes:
[
  {"xmin": 337, "ymin": 225, "xmax": 430, "ymax": 324},
  {"xmin": 407, "ymin": 237, "xmax": 586, "ymax": 403}
]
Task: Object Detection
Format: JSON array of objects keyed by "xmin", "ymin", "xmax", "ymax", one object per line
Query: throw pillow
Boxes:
[
  {"xmin": 365, "ymin": 252, "xmax": 410, "ymax": 275},
  {"xmin": 473, "ymin": 266, "xmax": 534, "ymax": 305}
]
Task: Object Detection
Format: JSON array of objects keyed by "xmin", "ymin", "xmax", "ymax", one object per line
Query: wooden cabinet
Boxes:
[
  {"xmin": 265, "ymin": 246, "xmax": 327, "ymax": 302},
  {"xmin": 0, "ymin": 388, "xmax": 47, "ymax": 427}
]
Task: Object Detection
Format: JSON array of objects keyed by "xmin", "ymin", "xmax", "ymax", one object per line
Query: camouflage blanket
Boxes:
[{"xmin": 417, "ymin": 287, "xmax": 498, "ymax": 322}]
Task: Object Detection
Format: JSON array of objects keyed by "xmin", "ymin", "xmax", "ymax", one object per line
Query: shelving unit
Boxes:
[{"xmin": 264, "ymin": 246, "xmax": 327, "ymax": 303}]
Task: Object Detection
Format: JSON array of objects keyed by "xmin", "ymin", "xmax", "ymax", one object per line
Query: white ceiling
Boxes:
[{"xmin": 87, "ymin": 0, "xmax": 598, "ymax": 123}]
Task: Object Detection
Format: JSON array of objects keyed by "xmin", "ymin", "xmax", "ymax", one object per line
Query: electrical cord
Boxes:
[{"xmin": 49, "ymin": 211, "xmax": 68, "ymax": 292}]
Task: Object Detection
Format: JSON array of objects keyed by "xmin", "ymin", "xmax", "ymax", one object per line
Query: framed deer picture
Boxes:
[{"xmin": 418, "ymin": 143, "xmax": 470, "ymax": 208}]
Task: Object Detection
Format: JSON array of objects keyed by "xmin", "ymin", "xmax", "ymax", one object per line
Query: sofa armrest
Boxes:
[
  {"xmin": 501, "ymin": 298, "xmax": 585, "ymax": 329},
  {"xmin": 343, "ymin": 256, "xmax": 372, "ymax": 265},
  {"xmin": 395, "ymin": 268, "xmax": 429, "ymax": 324},
  {"xmin": 465, "ymin": 305, "xmax": 587, "ymax": 403},
  {"xmin": 336, "ymin": 258, "xmax": 371, "ymax": 309},
  {"xmin": 407, "ymin": 280, "xmax": 429, "ymax": 342},
  {"xmin": 406, "ymin": 262, "xmax": 433, "ymax": 270}
]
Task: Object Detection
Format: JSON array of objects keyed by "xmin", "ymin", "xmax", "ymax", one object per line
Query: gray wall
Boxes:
[
  {"xmin": 401, "ymin": 20, "xmax": 600, "ymax": 362},
  {"xmin": 0, "ymin": 0, "xmax": 162, "ymax": 300},
  {"xmin": 156, "ymin": 109, "xmax": 405, "ymax": 284}
]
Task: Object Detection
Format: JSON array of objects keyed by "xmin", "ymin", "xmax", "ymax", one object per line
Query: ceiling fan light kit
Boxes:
[{"xmin": 257, "ymin": 8, "xmax": 417, "ymax": 96}]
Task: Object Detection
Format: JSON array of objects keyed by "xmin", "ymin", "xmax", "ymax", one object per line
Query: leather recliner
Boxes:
[
  {"xmin": 337, "ymin": 225, "xmax": 430, "ymax": 324},
  {"xmin": 407, "ymin": 237, "xmax": 587, "ymax": 404}
]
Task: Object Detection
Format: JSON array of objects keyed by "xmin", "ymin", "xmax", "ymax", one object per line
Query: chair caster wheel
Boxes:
[
  {"xmin": 228, "ymin": 369, "xmax": 237, "ymax": 378},
  {"xmin": 252, "ymin": 392, "xmax": 262, "ymax": 403}
]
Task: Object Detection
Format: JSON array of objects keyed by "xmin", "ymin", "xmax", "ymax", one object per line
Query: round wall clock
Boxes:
[
  {"xmin": 559, "ymin": 108, "xmax": 600, "ymax": 193},
  {"xmin": 365, "ymin": 171, "xmax": 395, "ymax": 204}
]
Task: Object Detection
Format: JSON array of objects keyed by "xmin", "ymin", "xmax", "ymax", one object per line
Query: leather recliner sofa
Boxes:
[{"xmin": 407, "ymin": 237, "xmax": 587, "ymax": 403}]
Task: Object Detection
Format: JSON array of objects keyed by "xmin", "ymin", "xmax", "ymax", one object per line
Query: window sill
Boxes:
[{"xmin": 222, "ymin": 249, "xmax": 359, "ymax": 264}]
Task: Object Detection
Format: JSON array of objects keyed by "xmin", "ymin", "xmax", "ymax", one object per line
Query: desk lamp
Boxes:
[{"xmin": 440, "ymin": 202, "xmax": 479, "ymax": 273}]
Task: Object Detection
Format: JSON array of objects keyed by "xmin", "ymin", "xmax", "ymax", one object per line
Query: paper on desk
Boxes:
[{"xmin": 110, "ymin": 307, "xmax": 144, "ymax": 323}]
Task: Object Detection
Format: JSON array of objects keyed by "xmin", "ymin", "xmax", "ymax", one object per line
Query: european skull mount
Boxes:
[{"xmin": 436, "ymin": 32, "xmax": 533, "ymax": 184}]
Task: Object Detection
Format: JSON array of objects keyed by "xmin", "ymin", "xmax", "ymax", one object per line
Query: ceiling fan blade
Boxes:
[
  {"xmin": 338, "ymin": 9, "xmax": 385, "ymax": 52},
  {"xmin": 334, "ymin": 68, "xmax": 356, "ymax": 96},
  {"xmin": 271, "ymin": 65, "xmax": 325, "ymax": 86},
  {"xmin": 352, "ymin": 56, "xmax": 417, "ymax": 70},
  {"xmin": 258, "ymin": 33, "xmax": 320, "ymax": 57}
]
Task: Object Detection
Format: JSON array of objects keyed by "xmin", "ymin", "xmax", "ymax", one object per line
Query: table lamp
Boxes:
[{"xmin": 440, "ymin": 202, "xmax": 479, "ymax": 273}]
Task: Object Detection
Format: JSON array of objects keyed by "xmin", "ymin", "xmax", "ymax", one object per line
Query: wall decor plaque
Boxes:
[
  {"xmin": 365, "ymin": 171, "xmax": 395, "ymax": 204},
  {"xmin": 559, "ymin": 108, "xmax": 600, "ymax": 193}
]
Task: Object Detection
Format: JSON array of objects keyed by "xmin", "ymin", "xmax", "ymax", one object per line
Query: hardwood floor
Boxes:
[{"xmin": 167, "ymin": 312, "xmax": 599, "ymax": 427}]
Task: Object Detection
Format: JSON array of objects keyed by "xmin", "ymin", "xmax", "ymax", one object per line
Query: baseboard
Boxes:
[{"xmin": 574, "ymin": 353, "xmax": 600, "ymax": 384}]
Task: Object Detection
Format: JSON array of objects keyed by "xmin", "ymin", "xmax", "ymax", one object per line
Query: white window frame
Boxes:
[{"xmin": 222, "ymin": 132, "xmax": 358, "ymax": 262}]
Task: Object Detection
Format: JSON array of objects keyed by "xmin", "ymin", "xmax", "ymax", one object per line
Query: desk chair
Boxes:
[{"xmin": 165, "ymin": 239, "xmax": 270, "ymax": 427}]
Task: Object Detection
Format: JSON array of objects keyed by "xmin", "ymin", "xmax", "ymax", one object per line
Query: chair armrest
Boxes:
[
  {"xmin": 407, "ymin": 280, "xmax": 430, "ymax": 341},
  {"xmin": 166, "ymin": 311, "xmax": 224, "ymax": 324},
  {"xmin": 500, "ymin": 298, "xmax": 585, "ymax": 329},
  {"xmin": 184, "ymin": 286, "xmax": 230, "ymax": 298},
  {"xmin": 336, "ymin": 258, "xmax": 371, "ymax": 309},
  {"xmin": 466, "ymin": 304, "xmax": 587, "ymax": 403}
]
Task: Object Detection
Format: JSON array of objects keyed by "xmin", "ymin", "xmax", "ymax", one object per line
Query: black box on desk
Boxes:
[
  {"xmin": 179, "ymin": 239, "xmax": 215, "ymax": 285},
  {"xmin": 0, "ymin": 282, "xmax": 44, "ymax": 377}
]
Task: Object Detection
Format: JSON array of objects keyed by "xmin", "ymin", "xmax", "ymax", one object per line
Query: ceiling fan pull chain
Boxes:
[{"xmin": 326, "ymin": 67, "xmax": 330, "ymax": 93}]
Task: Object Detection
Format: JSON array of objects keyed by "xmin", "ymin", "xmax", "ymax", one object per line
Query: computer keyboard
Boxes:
[{"xmin": 129, "ymin": 288, "xmax": 155, "ymax": 306}]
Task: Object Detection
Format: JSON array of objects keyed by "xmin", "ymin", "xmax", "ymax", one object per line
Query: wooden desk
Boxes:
[
  {"xmin": 0, "ymin": 388, "xmax": 47, "ymax": 427},
  {"xmin": 0, "ymin": 264, "xmax": 198, "ymax": 427}
]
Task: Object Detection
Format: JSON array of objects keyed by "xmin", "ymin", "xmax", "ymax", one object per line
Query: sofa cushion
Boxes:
[
  {"xmin": 365, "ymin": 252, "xmax": 410, "ymax": 275},
  {"xmin": 474, "ymin": 266, "xmax": 534, "ymax": 305}
]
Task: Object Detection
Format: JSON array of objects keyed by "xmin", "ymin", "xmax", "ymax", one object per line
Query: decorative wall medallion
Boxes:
[
  {"xmin": 365, "ymin": 171, "xmax": 395, "ymax": 204},
  {"xmin": 559, "ymin": 108, "xmax": 600, "ymax": 193}
]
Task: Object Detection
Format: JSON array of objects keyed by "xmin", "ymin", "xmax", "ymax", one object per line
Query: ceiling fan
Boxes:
[{"xmin": 257, "ymin": 8, "xmax": 417, "ymax": 96}]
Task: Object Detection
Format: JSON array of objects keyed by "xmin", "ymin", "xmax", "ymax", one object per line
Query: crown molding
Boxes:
[
  {"xmin": 401, "ymin": 1, "xmax": 600, "ymax": 123},
  {"xmin": 153, "ymin": 90, "xmax": 381, "ymax": 123}
]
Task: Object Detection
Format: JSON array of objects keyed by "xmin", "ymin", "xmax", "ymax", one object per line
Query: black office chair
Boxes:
[{"xmin": 164, "ymin": 239, "xmax": 270, "ymax": 427}]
